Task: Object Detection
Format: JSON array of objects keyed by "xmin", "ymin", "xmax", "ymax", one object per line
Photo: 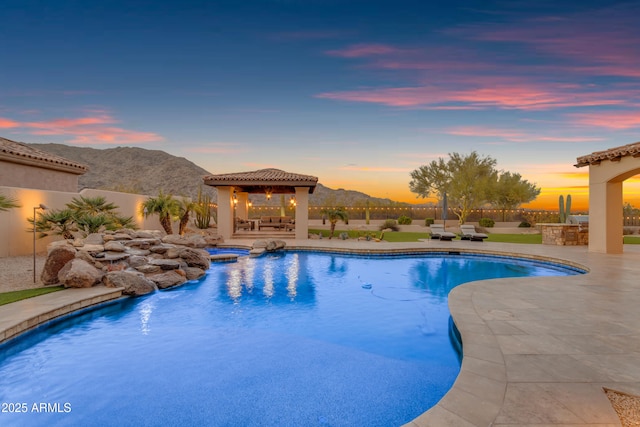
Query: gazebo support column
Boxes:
[
  {"xmin": 217, "ymin": 186, "xmax": 234, "ymax": 241},
  {"xmin": 236, "ymin": 192, "xmax": 249, "ymax": 220},
  {"xmin": 295, "ymin": 187, "xmax": 310, "ymax": 240}
]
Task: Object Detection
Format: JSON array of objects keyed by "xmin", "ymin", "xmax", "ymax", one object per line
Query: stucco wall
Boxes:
[
  {"xmin": 0, "ymin": 186, "xmax": 164, "ymax": 257},
  {"xmin": 0, "ymin": 160, "xmax": 80, "ymax": 192}
]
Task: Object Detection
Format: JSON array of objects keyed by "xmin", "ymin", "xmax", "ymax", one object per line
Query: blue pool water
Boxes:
[{"xmin": 0, "ymin": 252, "xmax": 581, "ymax": 426}]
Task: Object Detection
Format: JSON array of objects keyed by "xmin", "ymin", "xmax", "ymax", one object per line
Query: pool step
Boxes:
[{"xmin": 210, "ymin": 254, "xmax": 239, "ymax": 263}]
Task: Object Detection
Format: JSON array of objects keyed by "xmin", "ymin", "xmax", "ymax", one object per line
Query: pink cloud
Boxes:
[
  {"xmin": 2, "ymin": 112, "xmax": 162, "ymax": 145},
  {"xmin": 0, "ymin": 117, "xmax": 20, "ymax": 128},
  {"xmin": 569, "ymin": 111, "xmax": 640, "ymax": 129},
  {"xmin": 325, "ymin": 43, "xmax": 406, "ymax": 58},
  {"xmin": 316, "ymin": 79, "xmax": 631, "ymax": 110},
  {"xmin": 445, "ymin": 126, "xmax": 604, "ymax": 143}
]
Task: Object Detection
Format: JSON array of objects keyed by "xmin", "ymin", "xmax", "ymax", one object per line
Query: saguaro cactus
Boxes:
[{"xmin": 559, "ymin": 194, "xmax": 572, "ymax": 223}]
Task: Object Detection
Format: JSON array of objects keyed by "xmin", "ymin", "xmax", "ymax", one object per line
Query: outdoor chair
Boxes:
[
  {"xmin": 459, "ymin": 224, "xmax": 488, "ymax": 241},
  {"xmin": 429, "ymin": 224, "xmax": 456, "ymax": 241}
]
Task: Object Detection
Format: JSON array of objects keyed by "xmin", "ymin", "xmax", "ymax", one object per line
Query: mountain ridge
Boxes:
[{"xmin": 28, "ymin": 143, "xmax": 410, "ymax": 206}]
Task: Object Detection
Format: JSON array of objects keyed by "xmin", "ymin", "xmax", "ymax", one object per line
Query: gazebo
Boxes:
[
  {"xmin": 203, "ymin": 168, "xmax": 318, "ymax": 240},
  {"xmin": 575, "ymin": 141, "xmax": 640, "ymax": 253}
]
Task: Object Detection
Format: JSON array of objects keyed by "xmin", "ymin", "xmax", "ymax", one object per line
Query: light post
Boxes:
[{"xmin": 33, "ymin": 204, "xmax": 48, "ymax": 283}]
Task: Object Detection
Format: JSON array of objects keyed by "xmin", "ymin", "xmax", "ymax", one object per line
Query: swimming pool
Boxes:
[{"xmin": 0, "ymin": 251, "xmax": 581, "ymax": 426}]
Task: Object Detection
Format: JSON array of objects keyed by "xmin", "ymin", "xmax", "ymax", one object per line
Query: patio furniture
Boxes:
[
  {"xmin": 429, "ymin": 224, "xmax": 456, "ymax": 241},
  {"xmin": 459, "ymin": 224, "xmax": 488, "ymax": 241}
]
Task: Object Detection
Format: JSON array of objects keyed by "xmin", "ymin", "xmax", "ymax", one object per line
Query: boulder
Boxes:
[
  {"xmin": 249, "ymin": 248, "xmax": 266, "ymax": 257},
  {"xmin": 183, "ymin": 266, "xmax": 206, "ymax": 280},
  {"xmin": 125, "ymin": 248, "xmax": 151, "ymax": 257},
  {"xmin": 162, "ymin": 234, "xmax": 207, "ymax": 248},
  {"xmin": 41, "ymin": 245, "xmax": 77, "ymax": 285},
  {"xmin": 178, "ymin": 248, "xmax": 211, "ymax": 270},
  {"xmin": 150, "ymin": 245, "xmax": 169, "ymax": 254},
  {"xmin": 252, "ymin": 240, "xmax": 268, "ymax": 248},
  {"xmin": 84, "ymin": 233, "xmax": 104, "ymax": 245},
  {"xmin": 104, "ymin": 241, "xmax": 126, "ymax": 252},
  {"xmin": 127, "ymin": 255, "xmax": 148, "ymax": 268},
  {"xmin": 111, "ymin": 233, "xmax": 133, "ymax": 241},
  {"xmin": 81, "ymin": 244, "xmax": 105, "ymax": 253},
  {"xmin": 134, "ymin": 264, "xmax": 162, "ymax": 274},
  {"xmin": 58, "ymin": 259, "xmax": 104, "ymax": 288},
  {"xmin": 149, "ymin": 259, "xmax": 181, "ymax": 270},
  {"xmin": 103, "ymin": 271, "xmax": 156, "ymax": 296},
  {"xmin": 165, "ymin": 247, "xmax": 181, "ymax": 259},
  {"xmin": 148, "ymin": 270, "xmax": 187, "ymax": 289}
]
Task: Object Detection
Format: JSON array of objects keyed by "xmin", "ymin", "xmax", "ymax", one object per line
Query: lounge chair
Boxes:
[
  {"xmin": 429, "ymin": 224, "xmax": 457, "ymax": 241},
  {"xmin": 459, "ymin": 224, "xmax": 488, "ymax": 241}
]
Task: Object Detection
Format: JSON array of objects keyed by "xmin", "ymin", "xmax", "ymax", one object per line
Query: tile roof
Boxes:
[
  {"xmin": 0, "ymin": 137, "xmax": 88, "ymax": 174},
  {"xmin": 203, "ymin": 168, "xmax": 318, "ymax": 193},
  {"xmin": 575, "ymin": 141, "xmax": 640, "ymax": 167}
]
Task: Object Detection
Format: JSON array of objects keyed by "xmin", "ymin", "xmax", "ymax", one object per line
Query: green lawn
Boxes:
[
  {"xmin": 0, "ymin": 286, "xmax": 65, "ymax": 306},
  {"xmin": 309, "ymin": 228, "xmax": 542, "ymax": 244},
  {"xmin": 623, "ymin": 235, "xmax": 640, "ymax": 244}
]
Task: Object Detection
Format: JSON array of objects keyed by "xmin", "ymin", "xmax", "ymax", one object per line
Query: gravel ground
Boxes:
[{"xmin": 0, "ymin": 254, "xmax": 49, "ymax": 293}]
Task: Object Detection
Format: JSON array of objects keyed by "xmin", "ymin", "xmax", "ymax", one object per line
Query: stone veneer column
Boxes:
[
  {"xmin": 217, "ymin": 186, "xmax": 233, "ymax": 240},
  {"xmin": 295, "ymin": 187, "xmax": 310, "ymax": 240}
]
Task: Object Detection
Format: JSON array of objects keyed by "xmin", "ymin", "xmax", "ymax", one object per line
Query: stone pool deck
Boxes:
[{"xmin": 2, "ymin": 239, "xmax": 639, "ymax": 426}]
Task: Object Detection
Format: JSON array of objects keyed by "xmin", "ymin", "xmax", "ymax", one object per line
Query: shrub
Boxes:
[
  {"xmin": 425, "ymin": 218, "xmax": 435, "ymax": 226},
  {"xmin": 379, "ymin": 219, "xmax": 399, "ymax": 231},
  {"xmin": 339, "ymin": 232, "xmax": 349, "ymax": 240},
  {"xmin": 479, "ymin": 218, "xmax": 495, "ymax": 228},
  {"xmin": 518, "ymin": 221, "xmax": 531, "ymax": 228},
  {"xmin": 397, "ymin": 215, "xmax": 412, "ymax": 225},
  {"xmin": 623, "ymin": 227, "xmax": 636, "ymax": 235}
]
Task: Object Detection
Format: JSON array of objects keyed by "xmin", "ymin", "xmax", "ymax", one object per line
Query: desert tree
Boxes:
[
  {"xmin": 320, "ymin": 207, "xmax": 349, "ymax": 239},
  {"xmin": 409, "ymin": 152, "xmax": 498, "ymax": 224},
  {"xmin": 489, "ymin": 172, "xmax": 541, "ymax": 221},
  {"xmin": 140, "ymin": 191, "xmax": 180, "ymax": 235}
]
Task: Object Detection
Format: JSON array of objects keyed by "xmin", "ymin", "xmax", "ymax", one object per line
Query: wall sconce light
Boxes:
[
  {"xmin": 233, "ymin": 192, "xmax": 238, "ymax": 205},
  {"xmin": 265, "ymin": 187, "xmax": 272, "ymax": 200},
  {"xmin": 248, "ymin": 201, "xmax": 253, "ymax": 208},
  {"xmin": 290, "ymin": 196, "xmax": 296, "ymax": 207},
  {"xmin": 33, "ymin": 204, "xmax": 48, "ymax": 283}
]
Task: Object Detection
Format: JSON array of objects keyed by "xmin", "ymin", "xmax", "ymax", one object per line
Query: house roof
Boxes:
[
  {"xmin": 0, "ymin": 137, "xmax": 88, "ymax": 174},
  {"xmin": 203, "ymin": 168, "xmax": 318, "ymax": 193},
  {"xmin": 575, "ymin": 141, "xmax": 640, "ymax": 168}
]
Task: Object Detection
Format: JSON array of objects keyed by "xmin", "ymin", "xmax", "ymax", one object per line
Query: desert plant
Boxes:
[
  {"xmin": 518, "ymin": 221, "xmax": 531, "ymax": 228},
  {"xmin": 0, "ymin": 194, "xmax": 20, "ymax": 211},
  {"xmin": 194, "ymin": 187, "xmax": 212, "ymax": 229},
  {"xmin": 30, "ymin": 209, "xmax": 76, "ymax": 239},
  {"xmin": 177, "ymin": 197, "xmax": 198, "ymax": 235},
  {"xmin": 140, "ymin": 191, "xmax": 180, "ymax": 235},
  {"xmin": 397, "ymin": 215, "xmax": 412, "ymax": 225},
  {"xmin": 559, "ymin": 194, "xmax": 572, "ymax": 223},
  {"xmin": 379, "ymin": 219, "xmax": 399, "ymax": 231},
  {"xmin": 75, "ymin": 213, "xmax": 113, "ymax": 235},
  {"xmin": 425, "ymin": 218, "xmax": 435, "ymax": 226},
  {"xmin": 320, "ymin": 207, "xmax": 349, "ymax": 239},
  {"xmin": 339, "ymin": 232, "xmax": 349, "ymax": 240},
  {"xmin": 479, "ymin": 217, "xmax": 495, "ymax": 228}
]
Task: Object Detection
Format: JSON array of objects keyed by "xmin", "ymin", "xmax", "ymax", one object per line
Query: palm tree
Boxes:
[
  {"xmin": 30, "ymin": 209, "xmax": 76, "ymax": 239},
  {"xmin": 0, "ymin": 194, "xmax": 20, "ymax": 212},
  {"xmin": 177, "ymin": 197, "xmax": 198, "ymax": 235},
  {"xmin": 320, "ymin": 207, "xmax": 349, "ymax": 239},
  {"xmin": 67, "ymin": 195, "xmax": 118, "ymax": 217},
  {"xmin": 140, "ymin": 191, "xmax": 179, "ymax": 235}
]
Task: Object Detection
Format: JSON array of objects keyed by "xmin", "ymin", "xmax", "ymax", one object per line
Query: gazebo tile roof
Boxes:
[
  {"xmin": 0, "ymin": 137, "xmax": 88, "ymax": 173},
  {"xmin": 204, "ymin": 168, "xmax": 318, "ymax": 183},
  {"xmin": 575, "ymin": 141, "xmax": 640, "ymax": 167}
]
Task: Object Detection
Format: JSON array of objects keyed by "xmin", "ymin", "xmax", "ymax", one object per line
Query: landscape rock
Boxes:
[
  {"xmin": 84, "ymin": 233, "xmax": 104, "ymax": 245},
  {"xmin": 178, "ymin": 248, "xmax": 211, "ymax": 270},
  {"xmin": 58, "ymin": 259, "xmax": 104, "ymax": 288},
  {"xmin": 41, "ymin": 245, "xmax": 77, "ymax": 285},
  {"xmin": 104, "ymin": 241, "xmax": 126, "ymax": 252},
  {"xmin": 149, "ymin": 270, "xmax": 187, "ymax": 289},
  {"xmin": 104, "ymin": 271, "xmax": 156, "ymax": 296},
  {"xmin": 149, "ymin": 259, "xmax": 181, "ymax": 270},
  {"xmin": 183, "ymin": 266, "xmax": 206, "ymax": 280},
  {"xmin": 249, "ymin": 248, "xmax": 266, "ymax": 257},
  {"xmin": 127, "ymin": 255, "xmax": 148, "ymax": 268}
]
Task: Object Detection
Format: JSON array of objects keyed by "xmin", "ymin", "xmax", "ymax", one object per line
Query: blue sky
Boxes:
[{"xmin": 2, "ymin": 0, "xmax": 640, "ymax": 209}]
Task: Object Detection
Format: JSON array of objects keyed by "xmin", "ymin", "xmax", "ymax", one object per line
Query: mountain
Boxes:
[{"xmin": 29, "ymin": 143, "xmax": 409, "ymax": 206}]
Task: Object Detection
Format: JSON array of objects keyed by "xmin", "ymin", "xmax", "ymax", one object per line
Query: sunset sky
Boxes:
[{"xmin": 2, "ymin": 0, "xmax": 640, "ymax": 210}]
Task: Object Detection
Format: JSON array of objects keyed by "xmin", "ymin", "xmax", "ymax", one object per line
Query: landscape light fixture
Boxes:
[{"xmin": 33, "ymin": 204, "xmax": 48, "ymax": 283}]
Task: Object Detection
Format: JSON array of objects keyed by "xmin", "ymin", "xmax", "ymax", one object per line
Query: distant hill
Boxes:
[{"xmin": 29, "ymin": 143, "xmax": 409, "ymax": 206}]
